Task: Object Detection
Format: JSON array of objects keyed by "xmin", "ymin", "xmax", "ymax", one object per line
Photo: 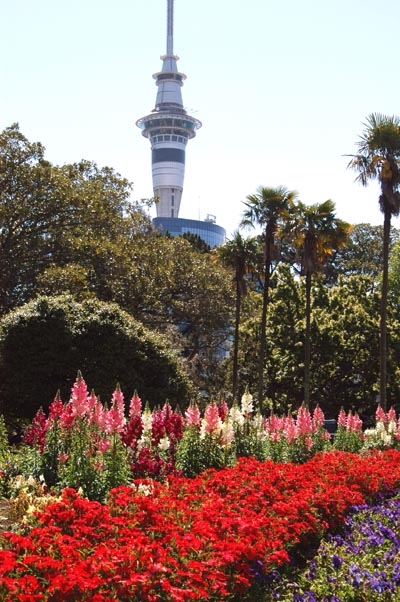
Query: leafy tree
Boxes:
[
  {"xmin": 284, "ymin": 199, "xmax": 352, "ymax": 406},
  {"xmin": 217, "ymin": 232, "xmax": 259, "ymax": 400},
  {"xmin": 347, "ymin": 113, "xmax": 400, "ymax": 410},
  {"xmin": 237, "ymin": 268, "xmax": 400, "ymax": 420},
  {"xmin": 325, "ymin": 223, "xmax": 400, "ymax": 284},
  {"xmin": 0, "ymin": 124, "xmax": 133, "ymax": 314},
  {"xmin": 241, "ymin": 185, "xmax": 298, "ymax": 406},
  {"xmin": 0, "ymin": 125, "xmax": 233, "ymax": 395},
  {"xmin": 0, "ymin": 295, "xmax": 195, "ymax": 420}
]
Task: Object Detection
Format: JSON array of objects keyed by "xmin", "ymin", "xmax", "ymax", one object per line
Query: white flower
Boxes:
[
  {"xmin": 158, "ymin": 436, "xmax": 170, "ymax": 452},
  {"xmin": 141, "ymin": 408, "xmax": 152, "ymax": 433},
  {"xmin": 376, "ymin": 421, "xmax": 385, "ymax": 434},
  {"xmin": 220, "ymin": 420, "xmax": 235, "ymax": 447},
  {"xmin": 229, "ymin": 405, "xmax": 244, "ymax": 426},
  {"xmin": 241, "ymin": 391, "xmax": 254, "ymax": 415}
]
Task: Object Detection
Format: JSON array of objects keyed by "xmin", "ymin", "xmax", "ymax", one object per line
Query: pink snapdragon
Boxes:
[
  {"xmin": 283, "ymin": 415, "xmax": 297, "ymax": 443},
  {"xmin": 312, "ymin": 405, "xmax": 325, "ymax": 429},
  {"xmin": 201, "ymin": 402, "xmax": 222, "ymax": 436},
  {"xmin": 296, "ymin": 405, "xmax": 313, "ymax": 435},
  {"xmin": 129, "ymin": 391, "xmax": 142, "ymax": 418},
  {"xmin": 338, "ymin": 408, "xmax": 347, "ymax": 428},
  {"xmin": 70, "ymin": 372, "xmax": 90, "ymax": 417},
  {"xmin": 105, "ymin": 386, "xmax": 126, "ymax": 434},
  {"xmin": 185, "ymin": 401, "xmax": 201, "ymax": 427},
  {"xmin": 376, "ymin": 405, "xmax": 387, "ymax": 424}
]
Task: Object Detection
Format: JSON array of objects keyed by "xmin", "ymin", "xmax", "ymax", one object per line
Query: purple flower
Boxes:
[{"xmin": 331, "ymin": 554, "xmax": 343, "ymax": 569}]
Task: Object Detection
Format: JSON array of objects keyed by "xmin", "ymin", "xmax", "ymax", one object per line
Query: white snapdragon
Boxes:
[
  {"xmin": 241, "ymin": 390, "xmax": 254, "ymax": 415},
  {"xmin": 158, "ymin": 436, "xmax": 170, "ymax": 452},
  {"xmin": 229, "ymin": 404, "xmax": 244, "ymax": 426}
]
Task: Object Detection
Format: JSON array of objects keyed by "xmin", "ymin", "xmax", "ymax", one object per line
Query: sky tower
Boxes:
[{"xmin": 136, "ymin": 0, "xmax": 201, "ymax": 218}]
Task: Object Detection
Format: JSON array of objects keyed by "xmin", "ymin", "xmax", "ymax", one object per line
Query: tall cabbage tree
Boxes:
[
  {"xmin": 347, "ymin": 113, "xmax": 400, "ymax": 410},
  {"xmin": 241, "ymin": 186, "xmax": 298, "ymax": 406},
  {"xmin": 286, "ymin": 199, "xmax": 352, "ymax": 407}
]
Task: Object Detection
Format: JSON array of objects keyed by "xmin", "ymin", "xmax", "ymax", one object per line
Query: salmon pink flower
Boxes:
[
  {"xmin": 338, "ymin": 407, "xmax": 347, "ymax": 427},
  {"xmin": 376, "ymin": 405, "xmax": 387, "ymax": 423},
  {"xmin": 201, "ymin": 402, "xmax": 222, "ymax": 436},
  {"xmin": 312, "ymin": 405, "xmax": 325, "ymax": 428}
]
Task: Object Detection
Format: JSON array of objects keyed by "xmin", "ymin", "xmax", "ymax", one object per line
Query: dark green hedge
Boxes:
[{"xmin": 0, "ymin": 295, "xmax": 194, "ymax": 419}]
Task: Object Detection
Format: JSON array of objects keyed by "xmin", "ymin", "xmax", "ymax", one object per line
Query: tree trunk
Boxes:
[
  {"xmin": 304, "ymin": 271, "xmax": 312, "ymax": 408},
  {"xmin": 380, "ymin": 211, "xmax": 391, "ymax": 411},
  {"xmin": 232, "ymin": 280, "xmax": 241, "ymax": 402},
  {"xmin": 258, "ymin": 233, "xmax": 271, "ymax": 410}
]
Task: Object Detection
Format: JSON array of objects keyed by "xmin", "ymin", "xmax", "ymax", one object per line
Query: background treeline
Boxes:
[{"xmin": 1, "ymin": 123, "xmax": 400, "ymax": 423}]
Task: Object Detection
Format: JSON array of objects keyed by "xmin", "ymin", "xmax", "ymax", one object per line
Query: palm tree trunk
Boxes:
[
  {"xmin": 232, "ymin": 280, "xmax": 241, "ymax": 402},
  {"xmin": 258, "ymin": 244, "xmax": 270, "ymax": 410},
  {"xmin": 380, "ymin": 211, "xmax": 391, "ymax": 411},
  {"xmin": 304, "ymin": 272, "xmax": 311, "ymax": 408}
]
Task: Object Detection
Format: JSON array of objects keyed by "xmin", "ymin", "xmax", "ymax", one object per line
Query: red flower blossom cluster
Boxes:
[{"xmin": 2, "ymin": 450, "xmax": 400, "ymax": 601}]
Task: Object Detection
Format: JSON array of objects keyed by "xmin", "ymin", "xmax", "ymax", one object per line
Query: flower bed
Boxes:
[{"xmin": 1, "ymin": 450, "xmax": 400, "ymax": 601}]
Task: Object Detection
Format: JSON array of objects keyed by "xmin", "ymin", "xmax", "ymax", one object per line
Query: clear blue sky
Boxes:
[{"xmin": 2, "ymin": 0, "xmax": 399, "ymax": 237}]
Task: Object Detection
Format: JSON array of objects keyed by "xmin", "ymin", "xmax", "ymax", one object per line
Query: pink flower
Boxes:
[
  {"xmin": 388, "ymin": 406, "xmax": 397, "ymax": 423},
  {"xmin": 105, "ymin": 386, "xmax": 126, "ymax": 434},
  {"xmin": 185, "ymin": 402, "xmax": 201, "ymax": 427},
  {"xmin": 296, "ymin": 405, "xmax": 312, "ymax": 435},
  {"xmin": 129, "ymin": 391, "xmax": 142, "ymax": 418},
  {"xmin": 283, "ymin": 416, "xmax": 297, "ymax": 443},
  {"xmin": 338, "ymin": 408, "xmax": 347, "ymax": 428},
  {"xmin": 201, "ymin": 402, "xmax": 222, "ymax": 435},
  {"xmin": 312, "ymin": 405, "xmax": 325, "ymax": 429},
  {"xmin": 98, "ymin": 439, "xmax": 111, "ymax": 453},
  {"xmin": 376, "ymin": 405, "xmax": 387, "ymax": 423},
  {"xmin": 346, "ymin": 411, "xmax": 363, "ymax": 432},
  {"xmin": 70, "ymin": 372, "xmax": 90, "ymax": 417},
  {"xmin": 305, "ymin": 436, "xmax": 313, "ymax": 450}
]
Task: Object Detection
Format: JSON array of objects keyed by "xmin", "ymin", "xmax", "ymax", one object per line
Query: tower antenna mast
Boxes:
[{"xmin": 166, "ymin": 0, "xmax": 174, "ymax": 55}]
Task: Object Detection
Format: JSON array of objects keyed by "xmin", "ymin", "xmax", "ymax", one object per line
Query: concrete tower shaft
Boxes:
[{"xmin": 136, "ymin": 0, "xmax": 201, "ymax": 218}]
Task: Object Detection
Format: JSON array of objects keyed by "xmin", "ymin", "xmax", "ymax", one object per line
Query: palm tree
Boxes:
[
  {"xmin": 286, "ymin": 199, "xmax": 352, "ymax": 407},
  {"xmin": 217, "ymin": 232, "xmax": 258, "ymax": 401},
  {"xmin": 347, "ymin": 113, "xmax": 400, "ymax": 410},
  {"xmin": 241, "ymin": 186, "xmax": 298, "ymax": 406}
]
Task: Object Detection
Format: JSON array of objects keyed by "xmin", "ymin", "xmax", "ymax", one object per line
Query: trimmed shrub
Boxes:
[{"xmin": 0, "ymin": 295, "xmax": 194, "ymax": 419}]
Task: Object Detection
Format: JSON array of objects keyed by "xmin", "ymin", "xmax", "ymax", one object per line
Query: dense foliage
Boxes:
[{"xmin": 0, "ymin": 297, "xmax": 194, "ymax": 419}]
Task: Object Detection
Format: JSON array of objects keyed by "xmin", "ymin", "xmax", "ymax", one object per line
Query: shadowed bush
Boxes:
[{"xmin": 0, "ymin": 295, "xmax": 194, "ymax": 419}]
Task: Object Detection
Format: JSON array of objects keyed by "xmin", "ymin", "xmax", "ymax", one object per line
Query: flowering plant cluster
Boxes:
[
  {"xmin": 3, "ymin": 373, "xmax": 400, "ymax": 497},
  {"xmin": 2, "ymin": 450, "xmax": 400, "ymax": 600},
  {"xmin": 18, "ymin": 373, "xmax": 185, "ymax": 499},
  {"xmin": 363, "ymin": 405, "xmax": 400, "ymax": 450},
  {"xmin": 264, "ymin": 490, "xmax": 400, "ymax": 600}
]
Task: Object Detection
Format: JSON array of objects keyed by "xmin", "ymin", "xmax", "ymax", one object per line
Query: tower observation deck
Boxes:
[{"xmin": 136, "ymin": 0, "xmax": 201, "ymax": 218}]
